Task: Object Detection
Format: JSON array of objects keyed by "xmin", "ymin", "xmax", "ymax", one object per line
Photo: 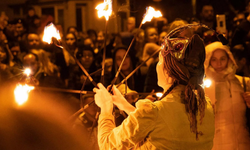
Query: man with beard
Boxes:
[
  {"xmin": 195, "ymin": 4, "xmax": 218, "ymax": 45},
  {"xmin": 200, "ymin": 4, "xmax": 216, "ymax": 29}
]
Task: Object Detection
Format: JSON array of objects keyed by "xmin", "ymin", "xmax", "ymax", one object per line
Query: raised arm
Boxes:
[{"xmin": 94, "ymin": 83, "xmax": 157, "ymax": 149}]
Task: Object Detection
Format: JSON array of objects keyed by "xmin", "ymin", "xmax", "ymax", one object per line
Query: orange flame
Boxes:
[
  {"xmin": 95, "ymin": 0, "xmax": 112, "ymax": 21},
  {"xmin": 155, "ymin": 92, "xmax": 163, "ymax": 98},
  {"xmin": 23, "ymin": 68, "xmax": 31, "ymax": 77},
  {"xmin": 42, "ymin": 23, "xmax": 61, "ymax": 44},
  {"xmin": 203, "ymin": 79, "xmax": 212, "ymax": 88},
  {"xmin": 14, "ymin": 84, "xmax": 34, "ymax": 105},
  {"xmin": 142, "ymin": 6, "xmax": 162, "ymax": 24}
]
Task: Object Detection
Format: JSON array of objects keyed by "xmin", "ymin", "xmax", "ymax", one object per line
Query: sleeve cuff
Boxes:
[{"xmin": 99, "ymin": 113, "xmax": 114, "ymax": 121}]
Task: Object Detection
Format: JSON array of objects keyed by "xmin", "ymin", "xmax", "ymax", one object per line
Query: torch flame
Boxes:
[
  {"xmin": 156, "ymin": 92, "xmax": 163, "ymax": 98},
  {"xmin": 23, "ymin": 68, "xmax": 31, "ymax": 77},
  {"xmin": 14, "ymin": 84, "xmax": 34, "ymax": 105},
  {"xmin": 203, "ymin": 79, "xmax": 212, "ymax": 88},
  {"xmin": 42, "ymin": 23, "xmax": 61, "ymax": 44},
  {"xmin": 95, "ymin": 0, "xmax": 112, "ymax": 21},
  {"xmin": 142, "ymin": 6, "xmax": 162, "ymax": 24}
]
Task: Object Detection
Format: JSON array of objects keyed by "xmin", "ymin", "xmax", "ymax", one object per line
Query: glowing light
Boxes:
[
  {"xmin": 23, "ymin": 68, "xmax": 31, "ymax": 77},
  {"xmin": 142, "ymin": 6, "xmax": 162, "ymax": 24},
  {"xmin": 42, "ymin": 23, "xmax": 61, "ymax": 44},
  {"xmin": 95, "ymin": 0, "xmax": 112, "ymax": 21},
  {"xmin": 156, "ymin": 92, "xmax": 163, "ymax": 98},
  {"xmin": 14, "ymin": 84, "xmax": 34, "ymax": 105},
  {"xmin": 203, "ymin": 79, "xmax": 212, "ymax": 88}
]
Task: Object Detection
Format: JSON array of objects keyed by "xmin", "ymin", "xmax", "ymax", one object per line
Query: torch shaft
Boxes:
[
  {"xmin": 75, "ymin": 58, "xmax": 97, "ymax": 87},
  {"xmin": 117, "ymin": 48, "xmax": 161, "ymax": 88},
  {"xmin": 37, "ymin": 87, "xmax": 95, "ymax": 94},
  {"xmin": 56, "ymin": 43, "xmax": 97, "ymax": 88},
  {"xmin": 101, "ymin": 20, "xmax": 109, "ymax": 84},
  {"xmin": 109, "ymin": 22, "xmax": 143, "ymax": 92}
]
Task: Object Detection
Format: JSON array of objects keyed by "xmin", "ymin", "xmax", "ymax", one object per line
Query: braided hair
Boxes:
[{"xmin": 160, "ymin": 34, "xmax": 207, "ymax": 140}]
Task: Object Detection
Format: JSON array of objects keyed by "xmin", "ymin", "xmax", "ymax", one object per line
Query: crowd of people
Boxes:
[{"xmin": 0, "ymin": 2, "xmax": 250, "ymax": 150}]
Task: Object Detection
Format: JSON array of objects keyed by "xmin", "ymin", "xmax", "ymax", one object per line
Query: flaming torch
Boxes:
[
  {"xmin": 42, "ymin": 23, "xmax": 61, "ymax": 44},
  {"xmin": 156, "ymin": 92, "xmax": 163, "ymax": 98},
  {"xmin": 13, "ymin": 68, "xmax": 35, "ymax": 106},
  {"xmin": 23, "ymin": 68, "xmax": 31, "ymax": 77},
  {"xmin": 42, "ymin": 23, "xmax": 97, "ymax": 87},
  {"xmin": 203, "ymin": 78, "xmax": 212, "ymax": 88},
  {"xmin": 96, "ymin": 0, "xmax": 112, "ymax": 84},
  {"xmin": 141, "ymin": 6, "xmax": 163, "ymax": 25},
  {"xmin": 109, "ymin": 6, "xmax": 162, "ymax": 91},
  {"xmin": 14, "ymin": 84, "xmax": 34, "ymax": 106},
  {"xmin": 95, "ymin": 0, "xmax": 112, "ymax": 21},
  {"xmin": 82, "ymin": 6, "xmax": 163, "ymax": 108}
]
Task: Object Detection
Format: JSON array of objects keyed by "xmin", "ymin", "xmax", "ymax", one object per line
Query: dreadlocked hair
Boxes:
[{"xmin": 163, "ymin": 53, "xmax": 207, "ymax": 140}]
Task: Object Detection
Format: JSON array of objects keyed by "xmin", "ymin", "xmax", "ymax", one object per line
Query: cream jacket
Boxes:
[
  {"xmin": 205, "ymin": 42, "xmax": 250, "ymax": 150},
  {"xmin": 98, "ymin": 85, "xmax": 215, "ymax": 150}
]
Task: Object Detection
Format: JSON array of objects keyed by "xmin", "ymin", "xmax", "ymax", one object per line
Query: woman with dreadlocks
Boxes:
[{"xmin": 93, "ymin": 26, "xmax": 215, "ymax": 149}]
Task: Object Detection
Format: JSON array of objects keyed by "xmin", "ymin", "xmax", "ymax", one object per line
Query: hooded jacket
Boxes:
[{"xmin": 205, "ymin": 41, "xmax": 250, "ymax": 150}]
